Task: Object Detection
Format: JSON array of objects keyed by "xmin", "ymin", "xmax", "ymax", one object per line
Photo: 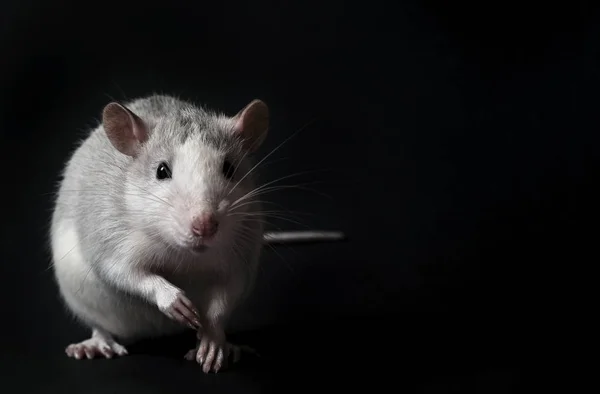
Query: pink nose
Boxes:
[{"xmin": 191, "ymin": 213, "xmax": 219, "ymax": 238}]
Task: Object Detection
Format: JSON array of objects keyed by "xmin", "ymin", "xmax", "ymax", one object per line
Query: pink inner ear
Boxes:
[
  {"xmin": 103, "ymin": 103, "xmax": 148, "ymax": 157},
  {"xmin": 231, "ymin": 99, "xmax": 269, "ymax": 152},
  {"xmin": 130, "ymin": 112, "xmax": 148, "ymax": 143},
  {"xmin": 233, "ymin": 115, "xmax": 246, "ymax": 135}
]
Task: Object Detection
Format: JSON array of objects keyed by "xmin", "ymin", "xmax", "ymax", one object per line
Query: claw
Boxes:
[
  {"xmin": 159, "ymin": 291, "xmax": 202, "ymax": 329},
  {"xmin": 65, "ymin": 331, "xmax": 128, "ymax": 361},
  {"xmin": 185, "ymin": 338, "xmax": 254, "ymax": 373}
]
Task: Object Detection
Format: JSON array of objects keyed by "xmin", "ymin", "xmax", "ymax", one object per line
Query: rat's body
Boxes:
[{"xmin": 51, "ymin": 95, "xmax": 276, "ymax": 372}]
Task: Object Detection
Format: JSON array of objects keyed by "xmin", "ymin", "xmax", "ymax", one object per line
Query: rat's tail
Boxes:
[{"xmin": 262, "ymin": 231, "xmax": 346, "ymax": 245}]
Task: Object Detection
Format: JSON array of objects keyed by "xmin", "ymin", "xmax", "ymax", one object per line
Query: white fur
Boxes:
[
  {"xmin": 52, "ymin": 218, "xmax": 185, "ymax": 341},
  {"xmin": 50, "ymin": 95, "xmax": 343, "ymax": 369}
]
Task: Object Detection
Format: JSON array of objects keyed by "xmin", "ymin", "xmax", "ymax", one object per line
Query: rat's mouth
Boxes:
[
  {"xmin": 191, "ymin": 244, "xmax": 208, "ymax": 253},
  {"xmin": 171, "ymin": 236, "xmax": 211, "ymax": 254},
  {"xmin": 185, "ymin": 235, "xmax": 219, "ymax": 253}
]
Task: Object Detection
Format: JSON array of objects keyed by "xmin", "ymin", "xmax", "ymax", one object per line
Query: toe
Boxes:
[
  {"xmin": 112, "ymin": 344, "xmax": 128, "ymax": 356},
  {"xmin": 203, "ymin": 343, "xmax": 217, "ymax": 373},
  {"xmin": 196, "ymin": 340, "xmax": 208, "ymax": 364},
  {"xmin": 74, "ymin": 347, "xmax": 85, "ymax": 360},
  {"xmin": 184, "ymin": 349, "xmax": 196, "ymax": 361},
  {"xmin": 65, "ymin": 346, "xmax": 74, "ymax": 357},
  {"xmin": 214, "ymin": 347, "xmax": 225, "ymax": 372},
  {"xmin": 100, "ymin": 346, "xmax": 114, "ymax": 359},
  {"xmin": 84, "ymin": 347, "xmax": 95, "ymax": 359},
  {"xmin": 173, "ymin": 311, "xmax": 186, "ymax": 325},
  {"xmin": 173, "ymin": 301, "xmax": 201, "ymax": 329}
]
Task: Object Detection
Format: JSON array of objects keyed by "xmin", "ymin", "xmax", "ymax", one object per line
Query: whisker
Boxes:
[
  {"xmin": 227, "ymin": 117, "xmax": 317, "ymax": 197},
  {"xmin": 230, "ymin": 170, "xmax": 326, "ymax": 208},
  {"xmin": 234, "ymin": 227, "xmax": 296, "ymax": 274},
  {"xmin": 229, "ymin": 210, "xmax": 310, "ymax": 225},
  {"xmin": 231, "ymin": 183, "xmax": 332, "ymax": 207}
]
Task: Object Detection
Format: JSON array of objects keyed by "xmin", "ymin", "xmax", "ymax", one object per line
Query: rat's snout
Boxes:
[{"xmin": 191, "ymin": 212, "xmax": 219, "ymax": 239}]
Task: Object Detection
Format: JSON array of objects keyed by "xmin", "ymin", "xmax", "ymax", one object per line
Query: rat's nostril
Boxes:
[{"xmin": 191, "ymin": 213, "xmax": 219, "ymax": 238}]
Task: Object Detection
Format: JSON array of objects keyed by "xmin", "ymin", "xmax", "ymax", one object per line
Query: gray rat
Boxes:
[{"xmin": 50, "ymin": 94, "xmax": 343, "ymax": 373}]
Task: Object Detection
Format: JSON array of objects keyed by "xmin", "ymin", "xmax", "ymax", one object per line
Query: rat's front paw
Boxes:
[{"xmin": 156, "ymin": 288, "xmax": 201, "ymax": 329}]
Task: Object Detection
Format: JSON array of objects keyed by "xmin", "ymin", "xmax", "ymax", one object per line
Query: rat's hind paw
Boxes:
[
  {"xmin": 185, "ymin": 340, "xmax": 237, "ymax": 373},
  {"xmin": 65, "ymin": 329, "xmax": 128, "ymax": 360},
  {"xmin": 184, "ymin": 335, "xmax": 259, "ymax": 373}
]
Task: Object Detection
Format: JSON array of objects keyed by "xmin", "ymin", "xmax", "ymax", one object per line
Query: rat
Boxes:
[{"xmin": 50, "ymin": 94, "xmax": 344, "ymax": 373}]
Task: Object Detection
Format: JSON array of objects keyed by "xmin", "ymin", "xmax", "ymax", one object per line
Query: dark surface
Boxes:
[{"xmin": 1, "ymin": 0, "xmax": 598, "ymax": 392}]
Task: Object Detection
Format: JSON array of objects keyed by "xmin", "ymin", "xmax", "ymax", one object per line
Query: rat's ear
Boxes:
[
  {"xmin": 102, "ymin": 102, "xmax": 149, "ymax": 157},
  {"xmin": 231, "ymin": 99, "xmax": 269, "ymax": 152}
]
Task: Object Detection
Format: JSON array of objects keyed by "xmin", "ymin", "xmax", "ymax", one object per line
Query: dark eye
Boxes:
[
  {"xmin": 156, "ymin": 162, "xmax": 172, "ymax": 180},
  {"xmin": 222, "ymin": 160, "xmax": 235, "ymax": 180}
]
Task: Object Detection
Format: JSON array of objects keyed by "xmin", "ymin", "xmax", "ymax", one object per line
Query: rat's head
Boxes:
[{"xmin": 102, "ymin": 96, "xmax": 268, "ymax": 254}]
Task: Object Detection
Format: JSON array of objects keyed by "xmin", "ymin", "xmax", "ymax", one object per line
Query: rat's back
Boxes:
[{"xmin": 52, "ymin": 123, "xmax": 124, "ymax": 229}]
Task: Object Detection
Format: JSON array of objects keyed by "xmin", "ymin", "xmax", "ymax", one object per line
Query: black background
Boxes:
[{"xmin": 1, "ymin": 0, "xmax": 597, "ymax": 392}]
